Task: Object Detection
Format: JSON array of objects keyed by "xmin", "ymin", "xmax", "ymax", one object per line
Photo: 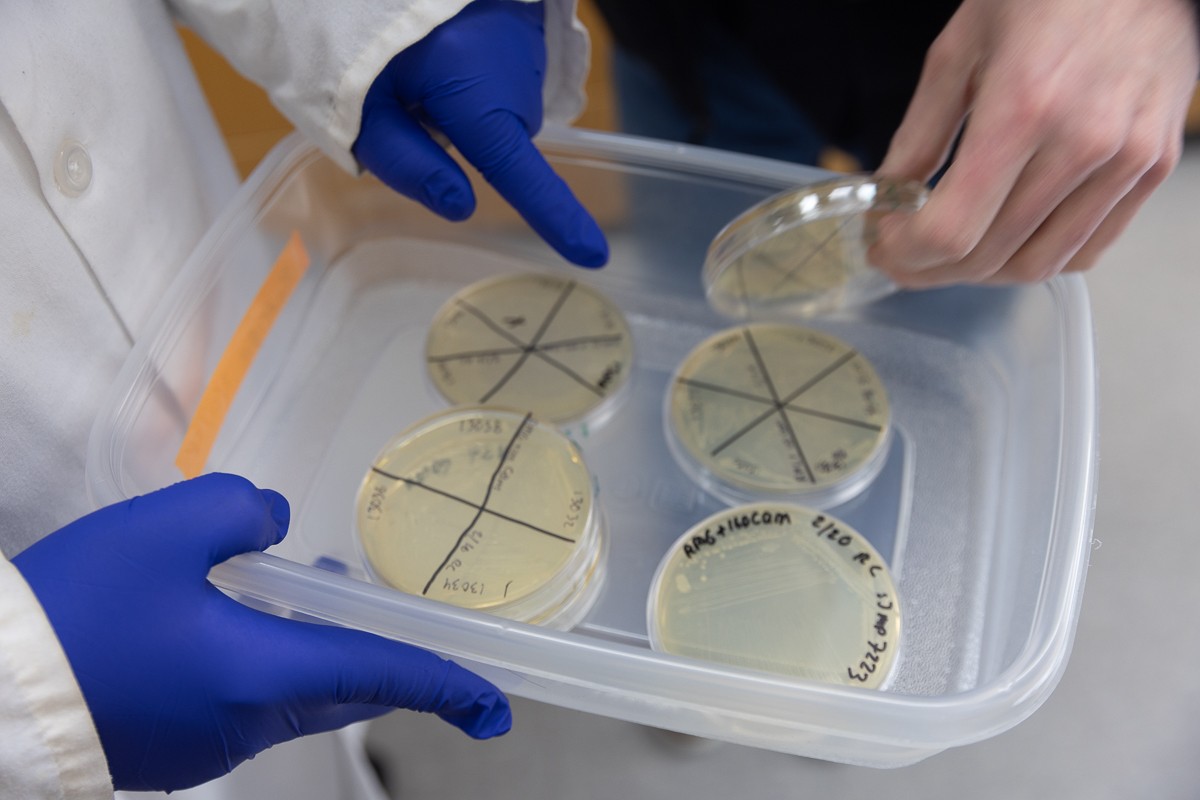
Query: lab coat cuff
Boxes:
[
  {"xmin": 319, "ymin": 0, "xmax": 590, "ymax": 176},
  {"xmin": 0, "ymin": 559, "xmax": 113, "ymax": 799}
]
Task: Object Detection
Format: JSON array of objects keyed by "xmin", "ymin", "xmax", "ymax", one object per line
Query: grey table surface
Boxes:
[{"xmin": 367, "ymin": 145, "xmax": 1200, "ymax": 800}]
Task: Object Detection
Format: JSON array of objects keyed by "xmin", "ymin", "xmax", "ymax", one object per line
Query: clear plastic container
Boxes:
[{"xmin": 86, "ymin": 126, "xmax": 1097, "ymax": 768}]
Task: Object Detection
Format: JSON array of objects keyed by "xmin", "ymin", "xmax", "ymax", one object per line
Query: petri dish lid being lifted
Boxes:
[{"xmin": 704, "ymin": 176, "xmax": 928, "ymax": 320}]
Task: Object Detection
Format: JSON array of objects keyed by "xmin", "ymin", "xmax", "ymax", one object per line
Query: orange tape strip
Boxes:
[{"xmin": 175, "ymin": 231, "xmax": 310, "ymax": 478}]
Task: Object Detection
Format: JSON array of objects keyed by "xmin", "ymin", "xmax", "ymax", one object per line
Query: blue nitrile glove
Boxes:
[
  {"xmin": 12, "ymin": 473, "xmax": 510, "ymax": 793},
  {"xmin": 352, "ymin": 0, "xmax": 608, "ymax": 268}
]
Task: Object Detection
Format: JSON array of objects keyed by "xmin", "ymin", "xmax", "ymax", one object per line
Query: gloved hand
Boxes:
[
  {"xmin": 12, "ymin": 473, "xmax": 511, "ymax": 793},
  {"xmin": 352, "ymin": 0, "xmax": 608, "ymax": 268}
]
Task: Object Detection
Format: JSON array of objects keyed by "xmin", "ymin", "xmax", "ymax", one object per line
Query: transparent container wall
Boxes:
[{"xmin": 89, "ymin": 129, "xmax": 1094, "ymax": 766}]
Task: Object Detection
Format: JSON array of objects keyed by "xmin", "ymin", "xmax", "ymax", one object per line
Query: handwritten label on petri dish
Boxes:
[{"xmin": 648, "ymin": 504, "xmax": 900, "ymax": 689}]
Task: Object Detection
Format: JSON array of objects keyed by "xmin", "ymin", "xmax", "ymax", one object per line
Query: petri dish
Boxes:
[
  {"xmin": 704, "ymin": 176, "xmax": 927, "ymax": 319},
  {"xmin": 355, "ymin": 406, "xmax": 605, "ymax": 629},
  {"xmin": 425, "ymin": 273, "xmax": 634, "ymax": 426},
  {"xmin": 648, "ymin": 504, "xmax": 900, "ymax": 689},
  {"xmin": 665, "ymin": 322, "xmax": 890, "ymax": 508}
]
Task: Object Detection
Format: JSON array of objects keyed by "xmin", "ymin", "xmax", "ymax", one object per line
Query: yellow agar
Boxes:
[
  {"xmin": 357, "ymin": 408, "xmax": 596, "ymax": 614},
  {"xmin": 668, "ymin": 323, "xmax": 889, "ymax": 498},
  {"xmin": 425, "ymin": 273, "xmax": 633, "ymax": 423},
  {"xmin": 650, "ymin": 504, "xmax": 900, "ymax": 688}
]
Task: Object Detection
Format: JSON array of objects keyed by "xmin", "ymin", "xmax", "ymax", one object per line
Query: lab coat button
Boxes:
[{"xmin": 54, "ymin": 140, "xmax": 92, "ymax": 197}]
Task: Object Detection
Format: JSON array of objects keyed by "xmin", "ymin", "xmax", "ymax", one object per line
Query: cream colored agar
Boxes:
[
  {"xmin": 668, "ymin": 323, "xmax": 889, "ymax": 498},
  {"xmin": 712, "ymin": 213, "xmax": 861, "ymax": 307},
  {"xmin": 649, "ymin": 505, "xmax": 900, "ymax": 688},
  {"xmin": 356, "ymin": 408, "xmax": 596, "ymax": 614},
  {"xmin": 425, "ymin": 273, "xmax": 633, "ymax": 423},
  {"xmin": 705, "ymin": 178, "xmax": 926, "ymax": 318}
]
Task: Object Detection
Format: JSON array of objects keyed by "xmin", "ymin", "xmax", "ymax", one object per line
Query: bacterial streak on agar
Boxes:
[
  {"xmin": 437, "ymin": 413, "xmax": 546, "ymax": 593},
  {"xmin": 666, "ymin": 323, "xmax": 891, "ymax": 506},
  {"xmin": 705, "ymin": 177, "xmax": 927, "ymax": 318},
  {"xmin": 647, "ymin": 504, "xmax": 901, "ymax": 688},
  {"xmin": 356, "ymin": 406, "xmax": 604, "ymax": 624},
  {"xmin": 695, "ymin": 334, "xmax": 870, "ymax": 465},
  {"xmin": 425, "ymin": 274, "xmax": 634, "ymax": 423},
  {"xmin": 742, "ymin": 326, "xmax": 814, "ymax": 483},
  {"xmin": 469, "ymin": 280, "xmax": 578, "ymax": 402},
  {"xmin": 369, "ymin": 467, "xmax": 576, "ymax": 545},
  {"xmin": 761, "ymin": 214, "xmax": 857, "ymax": 299}
]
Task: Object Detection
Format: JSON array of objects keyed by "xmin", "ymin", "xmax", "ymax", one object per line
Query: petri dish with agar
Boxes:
[
  {"xmin": 665, "ymin": 322, "xmax": 890, "ymax": 508},
  {"xmin": 425, "ymin": 273, "xmax": 633, "ymax": 426},
  {"xmin": 703, "ymin": 176, "xmax": 928, "ymax": 320},
  {"xmin": 355, "ymin": 406, "xmax": 605, "ymax": 629},
  {"xmin": 648, "ymin": 504, "xmax": 900, "ymax": 689}
]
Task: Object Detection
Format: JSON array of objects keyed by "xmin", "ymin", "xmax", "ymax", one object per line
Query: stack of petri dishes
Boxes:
[
  {"xmin": 356, "ymin": 406, "xmax": 606, "ymax": 630},
  {"xmin": 355, "ymin": 270, "xmax": 632, "ymax": 629}
]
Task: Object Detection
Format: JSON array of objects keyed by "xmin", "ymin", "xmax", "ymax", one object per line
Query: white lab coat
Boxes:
[{"xmin": 0, "ymin": 1, "xmax": 587, "ymax": 797}]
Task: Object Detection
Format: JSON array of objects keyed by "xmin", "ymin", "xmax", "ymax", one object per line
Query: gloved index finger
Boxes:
[{"xmin": 448, "ymin": 109, "xmax": 608, "ymax": 268}]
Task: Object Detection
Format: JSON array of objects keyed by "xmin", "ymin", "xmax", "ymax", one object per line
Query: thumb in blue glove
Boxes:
[
  {"xmin": 352, "ymin": 0, "xmax": 609, "ymax": 268},
  {"xmin": 12, "ymin": 472, "xmax": 511, "ymax": 792}
]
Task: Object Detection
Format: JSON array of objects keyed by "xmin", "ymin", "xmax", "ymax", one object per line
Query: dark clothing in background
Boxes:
[{"xmin": 591, "ymin": 1, "xmax": 962, "ymax": 167}]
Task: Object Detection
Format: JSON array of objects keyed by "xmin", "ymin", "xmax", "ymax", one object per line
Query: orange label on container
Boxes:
[{"xmin": 175, "ymin": 231, "xmax": 310, "ymax": 478}]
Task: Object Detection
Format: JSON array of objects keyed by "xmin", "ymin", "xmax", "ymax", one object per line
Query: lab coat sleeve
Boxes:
[
  {"xmin": 167, "ymin": 0, "xmax": 590, "ymax": 173},
  {"xmin": 0, "ymin": 559, "xmax": 112, "ymax": 800}
]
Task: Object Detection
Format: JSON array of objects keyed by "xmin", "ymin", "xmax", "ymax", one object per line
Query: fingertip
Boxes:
[
  {"xmin": 425, "ymin": 659, "xmax": 512, "ymax": 738},
  {"xmin": 323, "ymin": 634, "xmax": 512, "ymax": 738},
  {"xmin": 562, "ymin": 214, "xmax": 609, "ymax": 268},
  {"xmin": 146, "ymin": 473, "xmax": 290, "ymax": 565},
  {"xmin": 353, "ymin": 101, "xmax": 477, "ymax": 221},
  {"xmin": 572, "ymin": 250, "xmax": 608, "ymax": 269},
  {"xmin": 442, "ymin": 688, "xmax": 513, "ymax": 739},
  {"xmin": 259, "ymin": 489, "xmax": 290, "ymax": 542},
  {"xmin": 419, "ymin": 168, "xmax": 476, "ymax": 221}
]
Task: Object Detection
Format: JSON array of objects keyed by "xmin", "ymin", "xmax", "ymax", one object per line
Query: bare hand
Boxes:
[{"xmin": 869, "ymin": 0, "xmax": 1200, "ymax": 286}]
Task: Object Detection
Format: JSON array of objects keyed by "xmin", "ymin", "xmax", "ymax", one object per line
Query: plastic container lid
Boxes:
[
  {"xmin": 648, "ymin": 503, "xmax": 900, "ymax": 689},
  {"xmin": 664, "ymin": 322, "xmax": 891, "ymax": 508},
  {"xmin": 704, "ymin": 176, "xmax": 928, "ymax": 319},
  {"xmin": 424, "ymin": 273, "xmax": 633, "ymax": 427},
  {"xmin": 355, "ymin": 406, "xmax": 606, "ymax": 629}
]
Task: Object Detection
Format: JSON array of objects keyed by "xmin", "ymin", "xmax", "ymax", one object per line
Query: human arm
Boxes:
[
  {"xmin": 869, "ymin": 0, "xmax": 1200, "ymax": 286},
  {"xmin": 10, "ymin": 473, "xmax": 510, "ymax": 793},
  {"xmin": 170, "ymin": 0, "xmax": 606, "ymax": 267}
]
